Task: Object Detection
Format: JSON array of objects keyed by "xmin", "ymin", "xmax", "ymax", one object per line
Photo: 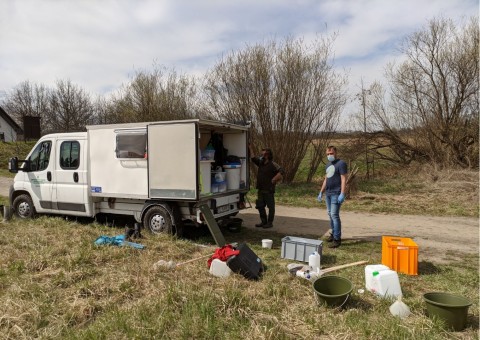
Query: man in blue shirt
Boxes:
[{"xmin": 317, "ymin": 146, "xmax": 348, "ymax": 248}]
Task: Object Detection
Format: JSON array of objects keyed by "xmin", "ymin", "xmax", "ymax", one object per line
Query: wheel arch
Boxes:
[
  {"xmin": 10, "ymin": 189, "xmax": 31, "ymax": 207},
  {"xmin": 141, "ymin": 200, "xmax": 178, "ymax": 227}
]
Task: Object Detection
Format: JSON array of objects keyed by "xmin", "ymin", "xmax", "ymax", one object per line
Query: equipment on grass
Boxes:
[{"xmin": 153, "ymin": 253, "xmax": 212, "ymax": 270}]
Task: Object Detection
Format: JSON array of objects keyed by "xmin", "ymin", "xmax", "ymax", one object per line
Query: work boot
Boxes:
[
  {"xmin": 325, "ymin": 233, "xmax": 334, "ymax": 242},
  {"xmin": 328, "ymin": 239, "xmax": 341, "ymax": 248},
  {"xmin": 262, "ymin": 223, "xmax": 273, "ymax": 229}
]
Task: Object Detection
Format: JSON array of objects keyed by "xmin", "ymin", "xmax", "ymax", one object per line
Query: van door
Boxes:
[
  {"xmin": 25, "ymin": 139, "xmax": 56, "ymax": 213},
  {"xmin": 147, "ymin": 122, "xmax": 198, "ymax": 200},
  {"xmin": 53, "ymin": 138, "xmax": 89, "ymax": 215}
]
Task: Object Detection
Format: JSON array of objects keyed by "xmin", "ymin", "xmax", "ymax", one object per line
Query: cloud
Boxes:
[{"xmin": 0, "ymin": 0, "xmax": 476, "ymax": 109}]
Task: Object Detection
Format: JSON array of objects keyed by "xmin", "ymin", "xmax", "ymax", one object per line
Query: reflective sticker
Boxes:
[{"xmin": 91, "ymin": 186, "xmax": 102, "ymax": 193}]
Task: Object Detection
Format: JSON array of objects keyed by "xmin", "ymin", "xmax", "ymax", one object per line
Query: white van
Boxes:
[{"xmin": 8, "ymin": 119, "xmax": 250, "ymax": 235}]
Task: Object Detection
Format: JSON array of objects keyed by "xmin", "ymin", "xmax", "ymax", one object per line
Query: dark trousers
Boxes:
[{"xmin": 256, "ymin": 191, "xmax": 275, "ymax": 224}]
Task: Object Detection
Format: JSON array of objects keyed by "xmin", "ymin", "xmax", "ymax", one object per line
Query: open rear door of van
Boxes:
[{"xmin": 147, "ymin": 121, "xmax": 199, "ymax": 200}]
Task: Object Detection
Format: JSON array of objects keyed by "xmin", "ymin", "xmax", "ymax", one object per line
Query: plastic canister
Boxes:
[
  {"xmin": 209, "ymin": 259, "xmax": 232, "ymax": 278},
  {"xmin": 308, "ymin": 251, "xmax": 321, "ymax": 273},
  {"xmin": 223, "ymin": 164, "xmax": 241, "ymax": 190},
  {"xmin": 371, "ymin": 269, "xmax": 402, "ymax": 298},
  {"xmin": 365, "ymin": 264, "xmax": 390, "ymax": 291}
]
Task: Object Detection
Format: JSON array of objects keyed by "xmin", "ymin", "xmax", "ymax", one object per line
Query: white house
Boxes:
[{"xmin": 0, "ymin": 106, "xmax": 23, "ymax": 142}]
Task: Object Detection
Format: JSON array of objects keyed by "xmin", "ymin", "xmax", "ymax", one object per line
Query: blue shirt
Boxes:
[{"xmin": 325, "ymin": 159, "xmax": 347, "ymax": 195}]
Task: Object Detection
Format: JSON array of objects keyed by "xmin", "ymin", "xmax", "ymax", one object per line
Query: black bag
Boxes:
[{"xmin": 227, "ymin": 243, "xmax": 264, "ymax": 280}]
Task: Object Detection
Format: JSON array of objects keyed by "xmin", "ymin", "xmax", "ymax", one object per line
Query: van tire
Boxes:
[
  {"xmin": 143, "ymin": 205, "xmax": 173, "ymax": 235},
  {"xmin": 13, "ymin": 194, "xmax": 36, "ymax": 219}
]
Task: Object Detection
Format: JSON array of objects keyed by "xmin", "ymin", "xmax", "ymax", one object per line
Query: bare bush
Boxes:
[
  {"xmin": 44, "ymin": 79, "xmax": 95, "ymax": 133},
  {"xmin": 203, "ymin": 36, "xmax": 347, "ymax": 183},
  {"xmin": 364, "ymin": 17, "xmax": 479, "ymax": 169},
  {"xmin": 2, "ymin": 81, "xmax": 50, "ymax": 133},
  {"xmin": 109, "ymin": 67, "xmax": 197, "ymax": 123}
]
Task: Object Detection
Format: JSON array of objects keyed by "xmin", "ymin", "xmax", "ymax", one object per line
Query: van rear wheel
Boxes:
[
  {"xmin": 13, "ymin": 194, "xmax": 36, "ymax": 219},
  {"xmin": 143, "ymin": 205, "xmax": 173, "ymax": 235}
]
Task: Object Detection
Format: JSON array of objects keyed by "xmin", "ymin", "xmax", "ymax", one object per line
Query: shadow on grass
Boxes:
[
  {"xmin": 418, "ymin": 261, "xmax": 441, "ymax": 275},
  {"xmin": 346, "ymin": 295, "xmax": 374, "ymax": 312}
]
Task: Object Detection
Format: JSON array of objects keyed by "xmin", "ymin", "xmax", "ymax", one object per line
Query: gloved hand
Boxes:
[
  {"xmin": 317, "ymin": 192, "xmax": 323, "ymax": 202},
  {"xmin": 338, "ymin": 193, "xmax": 345, "ymax": 204}
]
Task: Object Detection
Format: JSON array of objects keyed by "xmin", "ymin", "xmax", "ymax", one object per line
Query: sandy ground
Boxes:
[
  {"xmin": 238, "ymin": 205, "xmax": 479, "ymax": 264},
  {"xmin": 2, "ymin": 176, "xmax": 477, "ymax": 264}
]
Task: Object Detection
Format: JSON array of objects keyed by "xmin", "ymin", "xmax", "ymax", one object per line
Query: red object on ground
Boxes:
[{"xmin": 207, "ymin": 245, "xmax": 240, "ymax": 268}]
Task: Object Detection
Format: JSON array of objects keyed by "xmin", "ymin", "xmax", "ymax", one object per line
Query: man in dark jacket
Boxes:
[{"xmin": 249, "ymin": 144, "xmax": 284, "ymax": 228}]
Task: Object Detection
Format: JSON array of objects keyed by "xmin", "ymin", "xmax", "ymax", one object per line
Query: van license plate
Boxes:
[{"xmin": 217, "ymin": 205, "xmax": 230, "ymax": 214}]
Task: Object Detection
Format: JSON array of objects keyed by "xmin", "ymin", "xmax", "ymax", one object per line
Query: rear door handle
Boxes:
[
  {"xmin": 73, "ymin": 172, "xmax": 79, "ymax": 183},
  {"xmin": 47, "ymin": 171, "xmax": 52, "ymax": 181}
]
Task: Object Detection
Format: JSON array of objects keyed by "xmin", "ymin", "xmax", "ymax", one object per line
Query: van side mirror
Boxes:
[
  {"xmin": 8, "ymin": 157, "xmax": 19, "ymax": 173},
  {"xmin": 9, "ymin": 157, "xmax": 30, "ymax": 173}
]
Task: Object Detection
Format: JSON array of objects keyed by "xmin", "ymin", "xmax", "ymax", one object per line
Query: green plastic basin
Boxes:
[
  {"xmin": 312, "ymin": 275, "xmax": 353, "ymax": 308},
  {"xmin": 423, "ymin": 292, "xmax": 472, "ymax": 331}
]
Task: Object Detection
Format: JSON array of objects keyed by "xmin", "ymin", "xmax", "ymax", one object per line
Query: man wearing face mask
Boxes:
[
  {"xmin": 317, "ymin": 146, "xmax": 348, "ymax": 248},
  {"xmin": 249, "ymin": 144, "xmax": 284, "ymax": 228}
]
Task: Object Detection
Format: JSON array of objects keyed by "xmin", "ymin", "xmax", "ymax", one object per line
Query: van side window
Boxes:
[
  {"xmin": 29, "ymin": 141, "xmax": 52, "ymax": 172},
  {"xmin": 60, "ymin": 141, "xmax": 80, "ymax": 169},
  {"xmin": 116, "ymin": 133, "xmax": 147, "ymax": 159}
]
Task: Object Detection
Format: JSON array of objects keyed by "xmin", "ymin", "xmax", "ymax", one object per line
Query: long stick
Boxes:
[
  {"xmin": 320, "ymin": 260, "xmax": 368, "ymax": 275},
  {"xmin": 175, "ymin": 254, "xmax": 212, "ymax": 268}
]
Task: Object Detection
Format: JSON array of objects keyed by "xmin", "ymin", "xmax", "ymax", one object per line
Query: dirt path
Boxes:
[
  {"xmin": 238, "ymin": 205, "xmax": 479, "ymax": 264},
  {"xmin": 2, "ymin": 176, "xmax": 477, "ymax": 264}
]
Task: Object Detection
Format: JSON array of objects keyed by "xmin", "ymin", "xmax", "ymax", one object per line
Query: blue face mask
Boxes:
[{"xmin": 327, "ymin": 155, "xmax": 335, "ymax": 162}]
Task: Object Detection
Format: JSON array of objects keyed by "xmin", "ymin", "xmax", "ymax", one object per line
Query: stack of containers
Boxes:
[{"xmin": 212, "ymin": 168, "xmax": 227, "ymax": 193}]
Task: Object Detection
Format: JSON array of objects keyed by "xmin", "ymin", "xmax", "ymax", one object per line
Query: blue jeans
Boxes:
[{"xmin": 326, "ymin": 194, "xmax": 342, "ymax": 240}]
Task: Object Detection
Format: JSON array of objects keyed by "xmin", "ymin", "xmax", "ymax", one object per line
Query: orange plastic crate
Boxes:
[{"xmin": 381, "ymin": 236, "xmax": 418, "ymax": 275}]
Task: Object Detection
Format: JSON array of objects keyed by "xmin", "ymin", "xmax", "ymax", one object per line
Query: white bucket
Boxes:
[
  {"xmin": 262, "ymin": 239, "xmax": 273, "ymax": 249},
  {"xmin": 223, "ymin": 164, "xmax": 241, "ymax": 190}
]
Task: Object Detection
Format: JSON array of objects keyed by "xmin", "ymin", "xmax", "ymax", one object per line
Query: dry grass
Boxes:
[{"xmin": 0, "ymin": 216, "xmax": 478, "ymax": 339}]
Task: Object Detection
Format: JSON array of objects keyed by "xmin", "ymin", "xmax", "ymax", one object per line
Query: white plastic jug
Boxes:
[
  {"xmin": 365, "ymin": 264, "xmax": 390, "ymax": 291},
  {"xmin": 308, "ymin": 251, "xmax": 321, "ymax": 273},
  {"xmin": 209, "ymin": 259, "xmax": 232, "ymax": 278},
  {"xmin": 371, "ymin": 269, "xmax": 402, "ymax": 298}
]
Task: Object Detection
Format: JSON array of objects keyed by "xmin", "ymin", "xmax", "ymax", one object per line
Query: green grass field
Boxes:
[
  {"xmin": 0, "ymin": 140, "xmax": 478, "ymax": 338},
  {"xmin": 0, "ymin": 217, "xmax": 478, "ymax": 339}
]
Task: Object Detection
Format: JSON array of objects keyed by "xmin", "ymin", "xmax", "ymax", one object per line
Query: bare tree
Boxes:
[
  {"xmin": 110, "ymin": 67, "xmax": 197, "ymax": 123},
  {"xmin": 365, "ymin": 17, "xmax": 479, "ymax": 168},
  {"xmin": 45, "ymin": 79, "xmax": 95, "ymax": 133},
  {"xmin": 203, "ymin": 37, "xmax": 347, "ymax": 183},
  {"xmin": 2, "ymin": 81, "xmax": 50, "ymax": 133}
]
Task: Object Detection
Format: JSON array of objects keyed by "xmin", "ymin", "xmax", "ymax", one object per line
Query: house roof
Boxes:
[{"xmin": 0, "ymin": 106, "xmax": 23, "ymax": 133}]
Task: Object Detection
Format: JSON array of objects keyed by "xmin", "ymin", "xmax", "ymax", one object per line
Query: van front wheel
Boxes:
[
  {"xmin": 13, "ymin": 194, "xmax": 36, "ymax": 219},
  {"xmin": 143, "ymin": 205, "xmax": 173, "ymax": 235}
]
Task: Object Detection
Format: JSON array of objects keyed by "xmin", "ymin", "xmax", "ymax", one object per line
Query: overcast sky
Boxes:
[{"xmin": 0, "ymin": 0, "xmax": 476, "ymax": 124}]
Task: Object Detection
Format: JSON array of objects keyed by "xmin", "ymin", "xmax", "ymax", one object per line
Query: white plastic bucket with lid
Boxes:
[
  {"xmin": 262, "ymin": 239, "xmax": 273, "ymax": 249},
  {"xmin": 223, "ymin": 164, "xmax": 241, "ymax": 190}
]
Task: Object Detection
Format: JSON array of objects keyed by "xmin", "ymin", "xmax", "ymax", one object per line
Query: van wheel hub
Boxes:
[
  {"xmin": 17, "ymin": 202, "xmax": 31, "ymax": 216},
  {"xmin": 150, "ymin": 214, "xmax": 166, "ymax": 232}
]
